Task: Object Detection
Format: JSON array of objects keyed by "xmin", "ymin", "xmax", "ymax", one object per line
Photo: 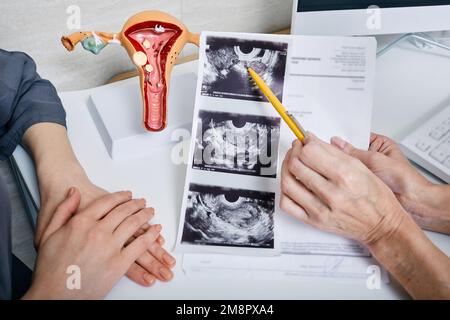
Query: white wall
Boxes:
[{"xmin": 0, "ymin": 0, "xmax": 292, "ymax": 91}]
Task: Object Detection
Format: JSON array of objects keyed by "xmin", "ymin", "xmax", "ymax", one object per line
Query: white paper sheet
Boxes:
[
  {"xmin": 283, "ymin": 35, "xmax": 376, "ymax": 150},
  {"xmin": 176, "ymin": 31, "xmax": 377, "ymax": 260},
  {"xmin": 182, "ymin": 254, "xmax": 389, "ymax": 284}
]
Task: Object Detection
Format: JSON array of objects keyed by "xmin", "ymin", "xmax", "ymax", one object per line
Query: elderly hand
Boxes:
[
  {"xmin": 280, "ymin": 134, "xmax": 450, "ymax": 299},
  {"xmin": 331, "ymin": 133, "xmax": 450, "ymax": 234},
  {"xmin": 280, "ymin": 133, "xmax": 407, "ymax": 245}
]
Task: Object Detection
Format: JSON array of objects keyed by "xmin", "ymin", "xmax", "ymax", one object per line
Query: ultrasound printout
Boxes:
[
  {"xmin": 181, "ymin": 184, "xmax": 275, "ymax": 249},
  {"xmin": 201, "ymin": 36, "xmax": 288, "ymax": 102},
  {"xmin": 193, "ymin": 110, "xmax": 280, "ymax": 178},
  {"xmin": 176, "ymin": 32, "xmax": 288, "ymax": 255}
]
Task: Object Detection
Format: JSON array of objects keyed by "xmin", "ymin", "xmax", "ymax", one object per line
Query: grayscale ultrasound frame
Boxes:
[
  {"xmin": 201, "ymin": 36, "xmax": 288, "ymax": 102},
  {"xmin": 193, "ymin": 110, "xmax": 281, "ymax": 178},
  {"xmin": 181, "ymin": 184, "xmax": 275, "ymax": 249}
]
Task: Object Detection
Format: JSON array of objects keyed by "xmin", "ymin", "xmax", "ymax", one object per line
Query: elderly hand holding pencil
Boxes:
[
  {"xmin": 248, "ymin": 67, "xmax": 404, "ymax": 243},
  {"xmin": 248, "ymin": 67, "xmax": 450, "ymax": 299},
  {"xmin": 248, "ymin": 64, "xmax": 406, "ymax": 244}
]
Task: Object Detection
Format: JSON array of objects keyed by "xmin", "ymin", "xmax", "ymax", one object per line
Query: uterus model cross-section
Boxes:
[{"xmin": 61, "ymin": 11, "xmax": 200, "ymax": 132}]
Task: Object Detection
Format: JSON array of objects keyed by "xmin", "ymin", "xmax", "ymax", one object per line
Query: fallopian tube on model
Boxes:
[{"xmin": 61, "ymin": 11, "xmax": 200, "ymax": 132}]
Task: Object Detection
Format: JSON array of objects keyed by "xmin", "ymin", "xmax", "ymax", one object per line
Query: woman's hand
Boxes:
[
  {"xmin": 36, "ymin": 172, "xmax": 107, "ymax": 247},
  {"xmin": 331, "ymin": 133, "xmax": 450, "ymax": 234},
  {"xmin": 24, "ymin": 189, "xmax": 162, "ymax": 299},
  {"xmin": 280, "ymin": 133, "xmax": 407, "ymax": 245},
  {"xmin": 27, "ymin": 124, "xmax": 175, "ymax": 287},
  {"xmin": 37, "ymin": 179, "xmax": 175, "ymax": 287}
]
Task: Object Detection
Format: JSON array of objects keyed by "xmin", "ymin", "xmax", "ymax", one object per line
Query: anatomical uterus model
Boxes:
[{"xmin": 62, "ymin": 11, "xmax": 200, "ymax": 132}]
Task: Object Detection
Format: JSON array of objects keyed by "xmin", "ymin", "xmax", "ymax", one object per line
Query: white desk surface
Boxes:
[{"xmin": 56, "ymin": 40, "xmax": 450, "ymax": 300}]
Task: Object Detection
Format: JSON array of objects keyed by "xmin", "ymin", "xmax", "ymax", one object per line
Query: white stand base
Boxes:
[{"xmin": 88, "ymin": 73, "xmax": 197, "ymax": 161}]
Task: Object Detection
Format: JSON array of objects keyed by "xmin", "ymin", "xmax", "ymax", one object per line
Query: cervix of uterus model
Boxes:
[{"xmin": 62, "ymin": 11, "xmax": 199, "ymax": 132}]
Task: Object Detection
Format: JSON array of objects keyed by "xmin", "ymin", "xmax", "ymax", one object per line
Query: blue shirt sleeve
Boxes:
[{"xmin": 0, "ymin": 49, "xmax": 66, "ymax": 161}]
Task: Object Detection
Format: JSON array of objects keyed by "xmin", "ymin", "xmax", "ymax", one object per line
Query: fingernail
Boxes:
[
  {"xmin": 159, "ymin": 267, "xmax": 173, "ymax": 280},
  {"xmin": 155, "ymin": 224, "xmax": 162, "ymax": 232},
  {"xmin": 143, "ymin": 273, "xmax": 155, "ymax": 285},
  {"xmin": 331, "ymin": 136, "xmax": 346, "ymax": 149},
  {"xmin": 163, "ymin": 253, "xmax": 176, "ymax": 266}
]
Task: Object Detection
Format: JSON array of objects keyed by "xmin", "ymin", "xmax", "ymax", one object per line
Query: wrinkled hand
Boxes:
[
  {"xmin": 24, "ymin": 189, "xmax": 162, "ymax": 299},
  {"xmin": 331, "ymin": 133, "xmax": 430, "ymax": 208},
  {"xmin": 37, "ymin": 179, "xmax": 175, "ymax": 287},
  {"xmin": 280, "ymin": 134, "xmax": 406, "ymax": 245},
  {"xmin": 330, "ymin": 133, "xmax": 450, "ymax": 234}
]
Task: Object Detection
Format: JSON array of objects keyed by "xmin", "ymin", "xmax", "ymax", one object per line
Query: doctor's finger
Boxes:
[
  {"xmin": 280, "ymin": 193, "xmax": 308, "ymax": 222},
  {"xmin": 285, "ymin": 149, "xmax": 336, "ymax": 206},
  {"xmin": 292, "ymin": 136, "xmax": 345, "ymax": 182},
  {"xmin": 281, "ymin": 157, "xmax": 330, "ymax": 218}
]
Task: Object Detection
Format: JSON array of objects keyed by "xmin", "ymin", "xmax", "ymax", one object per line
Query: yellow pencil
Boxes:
[{"xmin": 247, "ymin": 67, "xmax": 306, "ymax": 141}]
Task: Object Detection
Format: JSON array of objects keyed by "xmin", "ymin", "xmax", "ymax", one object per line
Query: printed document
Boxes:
[{"xmin": 176, "ymin": 31, "xmax": 376, "ymax": 257}]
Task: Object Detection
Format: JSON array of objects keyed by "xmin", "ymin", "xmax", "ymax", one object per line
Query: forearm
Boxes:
[
  {"xmin": 22, "ymin": 123, "xmax": 93, "ymax": 245},
  {"xmin": 399, "ymin": 183, "xmax": 450, "ymax": 234},
  {"xmin": 368, "ymin": 209, "xmax": 450, "ymax": 299},
  {"xmin": 22, "ymin": 123, "xmax": 88, "ymax": 191}
]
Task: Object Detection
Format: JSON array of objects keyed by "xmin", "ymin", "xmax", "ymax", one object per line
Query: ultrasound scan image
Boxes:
[
  {"xmin": 201, "ymin": 36, "xmax": 288, "ymax": 102},
  {"xmin": 181, "ymin": 184, "xmax": 275, "ymax": 249},
  {"xmin": 193, "ymin": 110, "xmax": 280, "ymax": 178}
]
